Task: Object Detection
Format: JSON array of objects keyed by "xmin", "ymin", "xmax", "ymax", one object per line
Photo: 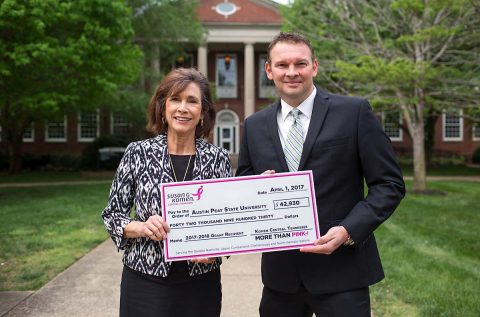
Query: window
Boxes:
[
  {"xmin": 111, "ymin": 112, "xmax": 131, "ymax": 136},
  {"xmin": 383, "ymin": 111, "xmax": 402, "ymax": 142},
  {"xmin": 23, "ymin": 124, "xmax": 34, "ymax": 142},
  {"xmin": 216, "ymin": 54, "xmax": 237, "ymax": 98},
  {"xmin": 214, "ymin": 110, "xmax": 239, "ymax": 154},
  {"xmin": 78, "ymin": 111, "xmax": 99, "ymax": 142},
  {"xmin": 473, "ymin": 121, "xmax": 480, "ymax": 141},
  {"xmin": 46, "ymin": 116, "xmax": 67, "ymax": 142},
  {"xmin": 259, "ymin": 55, "xmax": 276, "ymax": 98},
  {"xmin": 442, "ymin": 110, "xmax": 463, "ymax": 141},
  {"xmin": 0, "ymin": 124, "xmax": 35, "ymax": 142}
]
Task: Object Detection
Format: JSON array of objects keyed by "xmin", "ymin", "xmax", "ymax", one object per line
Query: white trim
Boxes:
[
  {"xmin": 205, "ymin": 26, "xmax": 280, "ymax": 43},
  {"xmin": 442, "ymin": 110, "xmax": 463, "ymax": 142},
  {"xmin": 22, "ymin": 123, "xmax": 34, "ymax": 142},
  {"xmin": 0, "ymin": 124, "xmax": 35, "ymax": 142},
  {"xmin": 78, "ymin": 110, "xmax": 99, "ymax": 142},
  {"xmin": 214, "ymin": 109, "xmax": 240, "ymax": 154},
  {"xmin": 45, "ymin": 115, "xmax": 67, "ymax": 143},
  {"xmin": 473, "ymin": 123, "xmax": 480, "ymax": 141}
]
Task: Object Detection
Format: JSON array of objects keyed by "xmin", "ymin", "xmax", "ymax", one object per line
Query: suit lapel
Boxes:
[
  {"xmin": 266, "ymin": 101, "xmax": 289, "ymax": 172},
  {"xmin": 299, "ymin": 88, "xmax": 331, "ymax": 170}
]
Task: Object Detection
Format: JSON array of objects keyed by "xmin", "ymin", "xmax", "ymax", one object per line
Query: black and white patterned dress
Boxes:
[{"xmin": 102, "ymin": 134, "xmax": 232, "ymax": 277}]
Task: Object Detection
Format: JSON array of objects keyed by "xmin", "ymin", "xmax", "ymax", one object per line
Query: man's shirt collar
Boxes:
[{"xmin": 280, "ymin": 87, "xmax": 316, "ymax": 122}]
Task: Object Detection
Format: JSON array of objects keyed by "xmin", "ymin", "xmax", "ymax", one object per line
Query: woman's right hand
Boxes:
[
  {"xmin": 123, "ymin": 215, "xmax": 170, "ymax": 241},
  {"xmin": 143, "ymin": 215, "xmax": 170, "ymax": 241}
]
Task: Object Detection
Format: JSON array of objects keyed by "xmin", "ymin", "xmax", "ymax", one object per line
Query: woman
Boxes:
[{"xmin": 102, "ymin": 68, "xmax": 232, "ymax": 317}]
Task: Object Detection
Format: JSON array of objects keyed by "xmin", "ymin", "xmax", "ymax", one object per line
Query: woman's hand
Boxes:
[
  {"xmin": 123, "ymin": 215, "xmax": 170, "ymax": 241},
  {"xmin": 261, "ymin": 170, "xmax": 275, "ymax": 175},
  {"xmin": 190, "ymin": 257, "xmax": 217, "ymax": 264},
  {"xmin": 144, "ymin": 215, "xmax": 170, "ymax": 241}
]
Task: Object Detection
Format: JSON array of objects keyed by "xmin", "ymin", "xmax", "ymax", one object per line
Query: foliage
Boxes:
[
  {"xmin": 129, "ymin": 0, "xmax": 204, "ymax": 61},
  {"xmin": 128, "ymin": 0, "xmax": 204, "ymax": 90},
  {"xmin": 0, "ymin": 183, "xmax": 109, "ymax": 291},
  {"xmin": 80, "ymin": 135, "xmax": 130, "ymax": 170},
  {"xmin": 281, "ymin": 0, "xmax": 480, "ymax": 191},
  {"xmin": 371, "ymin": 180, "xmax": 480, "ymax": 316},
  {"xmin": 473, "ymin": 147, "xmax": 480, "ymax": 164},
  {"xmin": 110, "ymin": 0, "xmax": 206, "ymax": 138},
  {"xmin": 0, "ymin": 0, "xmax": 142, "ymax": 172}
]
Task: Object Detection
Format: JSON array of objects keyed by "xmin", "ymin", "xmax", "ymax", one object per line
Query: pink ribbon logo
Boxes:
[{"xmin": 192, "ymin": 185, "xmax": 204, "ymax": 200}]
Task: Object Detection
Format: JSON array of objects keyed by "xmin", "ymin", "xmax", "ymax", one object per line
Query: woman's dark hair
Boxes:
[{"xmin": 147, "ymin": 68, "xmax": 216, "ymax": 138}]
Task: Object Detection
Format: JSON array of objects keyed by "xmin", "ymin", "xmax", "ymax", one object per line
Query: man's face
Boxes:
[{"xmin": 265, "ymin": 42, "xmax": 318, "ymax": 107}]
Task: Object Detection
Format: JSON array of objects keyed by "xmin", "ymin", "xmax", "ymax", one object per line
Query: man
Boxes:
[{"xmin": 236, "ymin": 32, "xmax": 405, "ymax": 317}]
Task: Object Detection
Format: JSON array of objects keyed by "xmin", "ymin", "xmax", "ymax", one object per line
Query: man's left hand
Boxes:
[
  {"xmin": 191, "ymin": 257, "xmax": 216, "ymax": 264},
  {"xmin": 299, "ymin": 226, "xmax": 350, "ymax": 255}
]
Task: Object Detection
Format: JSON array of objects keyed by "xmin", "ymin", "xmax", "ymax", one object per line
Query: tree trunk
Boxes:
[
  {"xmin": 1, "ymin": 101, "xmax": 26, "ymax": 173},
  {"xmin": 8, "ymin": 141, "xmax": 22, "ymax": 173},
  {"xmin": 412, "ymin": 122, "xmax": 427, "ymax": 191}
]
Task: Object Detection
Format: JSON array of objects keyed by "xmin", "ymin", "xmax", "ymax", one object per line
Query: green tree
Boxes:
[
  {"xmin": 282, "ymin": 0, "xmax": 480, "ymax": 192},
  {"xmin": 110, "ymin": 0, "xmax": 205, "ymax": 138},
  {"xmin": 0, "ymin": 0, "xmax": 142, "ymax": 172},
  {"xmin": 130, "ymin": 0, "xmax": 204, "ymax": 91}
]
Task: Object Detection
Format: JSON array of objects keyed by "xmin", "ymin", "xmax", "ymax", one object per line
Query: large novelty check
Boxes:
[{"xmin": 161, "ymin": 171, "xmax": 320, "ymax": 261}]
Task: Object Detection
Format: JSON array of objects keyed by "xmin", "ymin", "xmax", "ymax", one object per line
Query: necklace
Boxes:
[{"xmin": 169, "ymin": 154, "xmax": 193, "ymax": 182}]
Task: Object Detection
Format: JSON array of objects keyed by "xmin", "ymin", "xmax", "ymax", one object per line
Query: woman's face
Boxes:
[{"xmin": 165, "ymin": 82, "xmax": 203, "ymax": 138}]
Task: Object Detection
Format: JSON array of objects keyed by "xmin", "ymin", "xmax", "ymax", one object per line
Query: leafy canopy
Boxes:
[{"xmin": 0, "ymin": 0, "xmax": 142, "ymax": 121}]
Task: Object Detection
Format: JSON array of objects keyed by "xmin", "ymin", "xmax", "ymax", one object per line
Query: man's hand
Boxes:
[
  {"xmin": 261, "ymin": 170, "xmax": 275, "ymax": 175},
  {"xmin": 191, "ymin": 257, "xmax": 217, "ymax": 264},
  {"xmin": 299, "ymin": 226, "xmax": 350, "ymax": 255}
]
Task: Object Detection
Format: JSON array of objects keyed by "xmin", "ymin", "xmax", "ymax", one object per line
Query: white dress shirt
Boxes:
[{"xmin": 277, "ymin": 87, "xmax": 316, "ymax": 149}]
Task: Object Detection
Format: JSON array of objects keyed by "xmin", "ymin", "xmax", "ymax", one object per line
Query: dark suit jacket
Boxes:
[{"xmin": 236, "ymin": 87, "xmax": 405, "ymax": 294}]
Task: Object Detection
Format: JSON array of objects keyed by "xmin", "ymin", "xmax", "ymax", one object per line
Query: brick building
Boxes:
[{"xmin": 2, "ymin": 0, "xmax": 479, "ymax": 163}]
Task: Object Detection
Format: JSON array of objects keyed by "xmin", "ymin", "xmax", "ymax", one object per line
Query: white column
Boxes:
[
  {"xmin": 197, "ymin": 45, "xmax": 208, "ymax": 76},
  {"xmin": 244, "ymin": 42, "xmax": 255, "ymax": 118}
]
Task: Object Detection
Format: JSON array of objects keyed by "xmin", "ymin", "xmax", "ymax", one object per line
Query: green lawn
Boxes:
[
  {"xmin": 0, "ymin": 183, "xmax": 110, "ymax": 290},
  {"xmin": 400, "ymin": 164, "xmax": 480, "ymax": 176},
  {"xmin": 0, "ymin": 171, "xmax": 114, "ymax": 184},
  {"xmin": 371, "ymin": 181, "xmax": 480, "ymax": 317}
]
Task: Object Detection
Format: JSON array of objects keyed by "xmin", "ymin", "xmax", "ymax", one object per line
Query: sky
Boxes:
[{"xmin": 273, "ymin": 0, "xmax": 291, "ymax": 4}]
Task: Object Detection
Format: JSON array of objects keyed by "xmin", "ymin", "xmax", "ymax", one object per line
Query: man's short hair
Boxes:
[{"xmin": 267, "ymin": 32, "xmax": 315, "ymax": 63}]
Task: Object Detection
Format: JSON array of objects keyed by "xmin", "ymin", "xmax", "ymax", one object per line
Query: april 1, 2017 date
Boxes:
[{"xmin": 287, "ymin": 185, "xmax": 304, "ymax": 191}]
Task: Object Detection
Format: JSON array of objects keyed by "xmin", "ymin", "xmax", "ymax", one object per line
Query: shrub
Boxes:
[
  {"xmin": 0, "ymin": 153, "xmax": 8, "ymax": 170},
  {"xmin": 48, "ymin": 155, "xmax": 81, "ymax": 171},
  {"xmin": 81, "ymin": 135, "xmax": 130, "ymax": 170},
  {"xmin": 473, "ymin": 147, "xmax": 480, "ymax": 164},
  {"xmin": 22, "ymin": 154, "xmax": 51, "ymax": 170}
]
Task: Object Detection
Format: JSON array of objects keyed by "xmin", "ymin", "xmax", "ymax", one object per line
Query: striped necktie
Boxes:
[{"xmin": 284, "ymin": 108, "xmax": 303, "ymax": 172}]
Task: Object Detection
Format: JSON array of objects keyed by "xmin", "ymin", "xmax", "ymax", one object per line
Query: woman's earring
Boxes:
[
  {"xmin": 162, "ymin": 117, "xmax": 166, "ymax": 124},
  {"xmin": 201, "ymin": 119, "xmax": 204, "ymax": 127}
]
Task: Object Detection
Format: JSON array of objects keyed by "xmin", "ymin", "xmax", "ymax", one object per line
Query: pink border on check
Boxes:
[{"xmin": 161, "ymin": 171, "xmax": 320, "ymax": 261}]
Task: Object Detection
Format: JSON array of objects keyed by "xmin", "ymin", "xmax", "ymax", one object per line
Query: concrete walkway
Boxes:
[{"xmin": 0, "ymin": 240, "xmax": 262, "ymax": 317}]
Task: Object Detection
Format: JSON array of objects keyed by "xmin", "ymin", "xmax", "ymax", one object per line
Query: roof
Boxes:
[{"xmin": 198, "ymin": 0, "xmax": 281, "ymax": 25}]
